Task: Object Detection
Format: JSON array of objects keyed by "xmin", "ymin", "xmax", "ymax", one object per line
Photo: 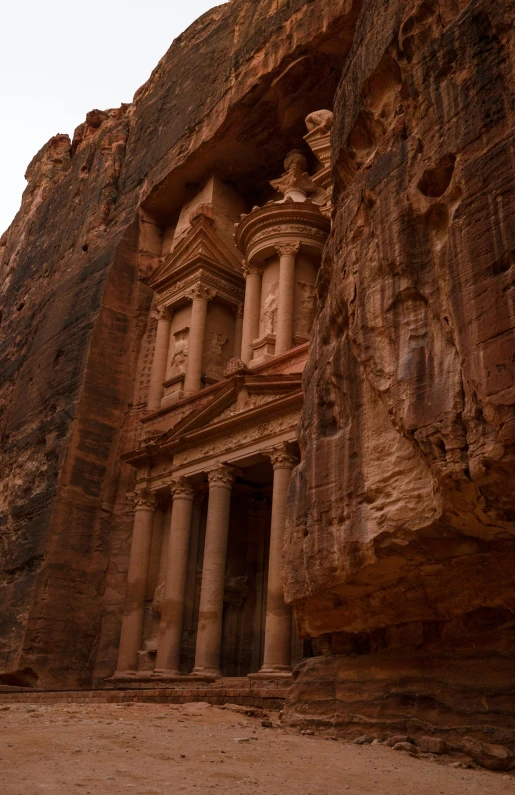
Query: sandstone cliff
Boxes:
[{"xmin": 284, "ymin": 0, "xmax": 515, "ymax": 754}]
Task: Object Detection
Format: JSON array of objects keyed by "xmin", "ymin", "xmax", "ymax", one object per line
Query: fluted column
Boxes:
[
  {"xmin": 115, "ymin": 489, "xmax": 158, "ymax": 676},
  {"xmin": 153, "ymin": 478, "xmax": 195, "ymax": 676},
  {"xmin": 183, "ymin": 285, "xmax": 215, "ymax": 396},
  {"xmin": 192, "ymin": 464, "xmax": 238, "ymax": 677},
  {"xmin": 240, "ymin": 261, "xmax": 263, "ymax": 364},
  {"xmin": 275, "ymin": 243, "xmax": 300, "ymax": 355},
  {"xmin": 233, "ymin": 303, "xmax": 244, "ymax": 359},
  {"xmin": 147, "ymin": 307, "xmax": 171, "ymax": 410},
  {"xmin": 259, "ymin": 443, "xmax": 299, "ymax": 675}
]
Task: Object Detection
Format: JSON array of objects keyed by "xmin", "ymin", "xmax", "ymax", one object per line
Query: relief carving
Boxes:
[
  {"xmin": 169, "ymin": 327, "xmax": 189, "ymax": 375},
  {"xmin": 205, "ymin": 331, "xmax": 229, "ymax": 378},
  {"xmin": 261, "ymin": 282, "xmax": 278, "ymax": 336},
  {"xmin": 295, "ymin": 281, "xmax": 317, "ymax": 335}
]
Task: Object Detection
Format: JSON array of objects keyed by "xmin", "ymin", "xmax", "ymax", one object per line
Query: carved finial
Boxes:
[
  {"xmin": 267, "ymin": 442, "xmax": 299, "ymax": 471},
  {"xmin": 223, "ymin": 358, "xmax": 251, "ymax": 378},
  {"xmin": 170, "ymin": 477, "xmax": 195, "ymax": 500},
  {"xmin": 208, "ymin": 464, "xmax": 240, "ymax": 490},
  {"xmin": 270, "ymin": 150, "xmax": 316, "ymax": 202},
  {"xmin": 130, "ymin": 489, "xmax": 158, "ymax": 510}
]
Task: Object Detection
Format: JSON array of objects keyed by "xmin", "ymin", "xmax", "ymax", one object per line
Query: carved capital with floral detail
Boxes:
[
  {"xmin": 170, "ymin": 477, "xmax": 195, "ymax": 501},
  {"xmin": 267, "ymin": 443, "xmax": 299, "ymax": 471},
  {"xmin": 186, "ymin": 285, "xmax": 216, "ymax": 303},
  {"xmin": 151, "ymin": 305, "xmax": 171, "ymax": 322},
  {"xmin": 208, "ymin": 464, "xmax": 240, "ymax": 490},
  {"xmin": 130, "ymin": 489, "xmax": 158, "ymax": 510},
  {"xmin": 275, "ymin": 242, "xmax": 301, "ymax": 258},
  {"xmin": 242, "ymin": 259, "xmax": 264, "ymax": 278}
]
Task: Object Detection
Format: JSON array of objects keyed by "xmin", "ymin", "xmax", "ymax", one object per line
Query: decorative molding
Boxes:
[
  {"xmin": 267, "ymin": 442, "xmax": 299, "ymax": 471},
  {"xmin": 276, "ymin": 242, "xmax": 301, "ymax": 258},
  {"xmin": 208, "ymin": 464, "xmax": 239, "ymax": 490},
  {"xmin": 130, "ymin": 489, "xmax": 158, "ymax": 510},
  {"xmin": 170, "ymin": 476, "xmax": 195, "ymax": 501}
]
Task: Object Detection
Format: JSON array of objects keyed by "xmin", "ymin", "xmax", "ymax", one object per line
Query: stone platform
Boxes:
[{"xmin": 0, "ymin": 677, "xmax": 289, "ymax": 709}]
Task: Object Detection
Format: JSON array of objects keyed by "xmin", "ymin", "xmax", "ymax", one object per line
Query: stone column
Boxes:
[
  {"xmin": 240, "ymin": 261, "xmax": 263, "ymax": 364},
  {"xmin": 275, "ymin": 243, "xmax": 300, "ymax": 355},
  {"xmin": 192, "ymin": 464, "xmax": 238, "ymax": 677},
  {"xmin": 115, "ymin": 489, "xmax": 158, "ymax": 676},
  {"xmin": 183, "ymin": 285, "xmax": 215, "ymax": 396},
  {"xmin": 233, "ymin": 303, "xmax": 244, "ymax": 359},
  {"xmin": 258, "ymin": 443, "xmax": 299, "ymax": 675},
  {"xmin": 153, "ymin": 478, "xmax": 195, "ymax": 676},
  {"xmin": 147, "ymin": 307, "xmax": 171, "ymax": 411}
]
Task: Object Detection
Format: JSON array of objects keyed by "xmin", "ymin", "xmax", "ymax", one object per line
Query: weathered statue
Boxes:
[
  {"xmin": 262, "ymin": 282, "xmax": 278, "ymax": 335},
  {"xmin": 305, "ymin": 109, "xmax": 333, "ymax": 133}
]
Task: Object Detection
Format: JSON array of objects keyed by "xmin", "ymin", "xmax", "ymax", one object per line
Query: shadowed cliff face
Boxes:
[
  {"xmin": 0, "ymin": 0, "xmax": 358, "ymax": 687},
  {"xmin": 284, "ymin": 0, "xmax": 515, "ymax": 749}
]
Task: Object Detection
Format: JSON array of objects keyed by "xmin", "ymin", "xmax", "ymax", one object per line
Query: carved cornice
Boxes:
[
  {"xmin": 208, "ymin": 464, "xmax": 239, "ymax": 490},
  {"xmin": 130, "ymin": 489, "xmax": 158, "ymax": 510},
  {"xmin": 275, "ymin": 242, "xmax": 301, "ymax": 258},
  {"xmin": 170, "ymin": 477, "xmax": 195, "ymax": 501},
  {"xmin": 186, "ymin": 285, "xmax": 216, "ymax": 303},
  {"xmin": 267, "ymin": 442, "xmax": 299, "ymax": 471}
]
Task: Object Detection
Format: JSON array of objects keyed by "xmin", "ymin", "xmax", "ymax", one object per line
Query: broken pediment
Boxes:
[{"xmin": 149, "ymin": 214, "xmax": 244, "ymax": 295}]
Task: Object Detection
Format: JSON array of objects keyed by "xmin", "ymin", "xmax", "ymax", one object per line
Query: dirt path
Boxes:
[{"xmin": 1, "ymin": 701, "xmax": 514, "ymax": 794}]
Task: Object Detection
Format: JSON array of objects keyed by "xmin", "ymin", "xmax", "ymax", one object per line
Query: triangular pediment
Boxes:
[
  {"xmin": 150, "ymin": 216, "xmax": 243, "ymax": 290},
  {"xmin": 160, "ymin": 374, "xmax": 303, "ymax": 448}
]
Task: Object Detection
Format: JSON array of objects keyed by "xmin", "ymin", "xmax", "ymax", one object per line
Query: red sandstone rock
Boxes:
[
  {"xmin": 284, "ymin": 0, "xmax": 515, "ymax": 755},
  {"xmin": 0, "ymin": 0, "xmax": 514, "ymax": 768}
]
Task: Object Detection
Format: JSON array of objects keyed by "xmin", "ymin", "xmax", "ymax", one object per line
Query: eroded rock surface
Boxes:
[{"xmin": 284, "ymin": 0, "xmax": 515, "ymax": 747}]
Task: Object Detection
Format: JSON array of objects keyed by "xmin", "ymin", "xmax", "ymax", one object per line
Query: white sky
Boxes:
[{"xmin": 1, "ymin": 1, "xmax": 226, "ymax": 235}]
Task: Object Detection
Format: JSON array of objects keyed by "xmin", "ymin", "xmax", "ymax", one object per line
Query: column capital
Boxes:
[
  {"xmin": 130, "ymin": 489, "xmax": 158, "ymax": 511},
  {"xmin": 151, "ymin": 305, "xmax": 171, "ymax": 322},
  {"xmin": 186, "ymin": 285, "xmax": 216, "ymax": 303},
  {"xmin": 275, "ymin": 242, "xmax": 301, "ymax": 258},
  {"xmin": 234, "ymin": 301, "xmax": 244, "ymax": 319},
  {"xmin": 170, "ymin": 477, "xmax": 195, "ymax": 501},
  {"xmin": 242, "ymin": 259, "xmax": 264, "ymax": 278},
  {"xmin": 208, "ymin": 464, "xmax": 239, "ymax": 490},
  {"xmin": 267, "ymin": 443, "xmax": 299, "ymax": 471}
]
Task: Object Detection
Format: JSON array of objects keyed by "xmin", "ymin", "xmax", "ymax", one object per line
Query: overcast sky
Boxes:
[{"xmin": 0, "ymin": 1, "xmax": 225, "ymax": 235}]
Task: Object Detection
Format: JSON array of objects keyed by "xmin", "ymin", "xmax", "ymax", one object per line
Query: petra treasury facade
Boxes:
[{"xmin": 1, "ymin": 0, "xmax": 515, "ymax": 763}]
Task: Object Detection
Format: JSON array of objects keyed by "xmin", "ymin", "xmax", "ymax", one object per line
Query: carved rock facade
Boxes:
[{"xmin": 0, "ymin": 0, "xmax": 514, "ymax": 760}]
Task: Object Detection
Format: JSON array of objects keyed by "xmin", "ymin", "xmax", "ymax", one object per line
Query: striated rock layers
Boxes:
[
  {"xmin": 1, "ymin": 0, "xmax": 514, "ymax": 756},
  {"xmin": 284, "ymin": 0, "xmax": 515, "ymax": 755}
]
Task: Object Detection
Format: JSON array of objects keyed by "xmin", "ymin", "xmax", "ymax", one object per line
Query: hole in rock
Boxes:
[
  {"xmin": 418, "ymin": 153, "xmax": 456, "ymax": 197},
  {"xmin": 0, "ymin": 667, "xmax": 39, "ymax": 688},
  {"xmin": 17, "ymin": 302, "xmax": 25, "ymax": 311},
  {"xmin": 82, "ymin": 244, "xmax": 89, "ymax": 253}
]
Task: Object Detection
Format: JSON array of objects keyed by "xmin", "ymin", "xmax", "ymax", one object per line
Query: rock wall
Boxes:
[
  {"xmin": 0, "ymin": 0, "xmax": 357, "ymax": 687},
  {"xmin": 284, "ymin": 0, "xmax": 515, "ymax": 751}
]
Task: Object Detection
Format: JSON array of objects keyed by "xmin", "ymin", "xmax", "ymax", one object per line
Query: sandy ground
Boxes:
[{"xmin": 1, "ymin": 701, "xmax": 514, "ymax": 795}]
